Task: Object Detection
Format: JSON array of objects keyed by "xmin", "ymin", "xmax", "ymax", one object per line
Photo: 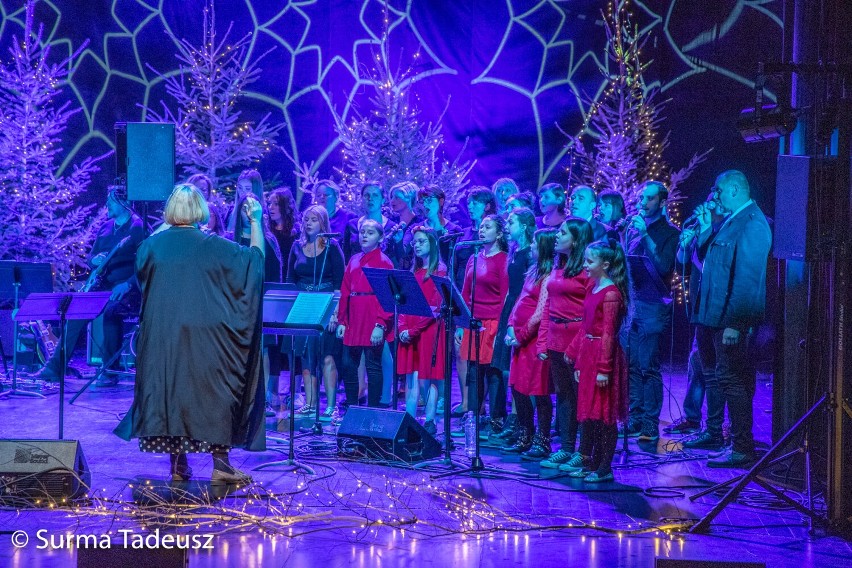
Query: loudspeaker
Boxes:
[
  {"xmin": 126, "ymin": 122, "xmax": 175, "ymax": 201},
  {"xmin": 774, "ymin": 155, "xmax": 847, "ymax": 261},
  {"xmin": 0, "ymin": 439, "xmax": 90, "ymax": 502},
  {"xmin": 336, "ymin": 408, "xmax": 441, "ymax": 462}
]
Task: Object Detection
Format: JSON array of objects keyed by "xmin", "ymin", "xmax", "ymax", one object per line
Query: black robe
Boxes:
[{"xmin": 114, "ymin": 226, "xmax": 266, "ymax": 451}]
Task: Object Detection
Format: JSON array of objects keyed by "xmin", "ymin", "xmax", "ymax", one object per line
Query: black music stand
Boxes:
[
  {"xmin": 621, "ymin": 255, "xmax": 672, "ymax": 463},
  {"xmin": 414, "ymin": 274, "xmax": 470, "ymax": 471},
  {"xmin": 0, "ymin": 261, "xmax": 54, "ymax": 399},
  {"xmin": 15, "ymin": 292, "xmax": 110, "ymax": 439},
  {"xmin": 254, "ymin": 289, "xmax": 338, "ymax": 474},
  {"xmin": 362, "ymin": 267, "xmax": 433, "ymax": 410}
]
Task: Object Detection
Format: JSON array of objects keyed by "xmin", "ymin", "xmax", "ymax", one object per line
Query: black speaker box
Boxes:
[
  {"xmin": 336, "ymin": 408, "xmax": 441, "ymax": 462},
  {"xmin": 655, "ymin": 560, "xmax": 765, "ymax": 568},
  {"xmin": 0, "ymin": 439, "xmax": 91, "ymax": 502},
  {"xmin": 126, "ymin": 122, "xmax": 175, "ymax": 202}
]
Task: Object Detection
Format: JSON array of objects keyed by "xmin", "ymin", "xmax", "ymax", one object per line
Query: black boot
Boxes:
[
  {"xmin": 486, "ymin": 414, "xmax": 518, "ymax": 447},
  {"xmin": 500, "ymin": 426, "xmax": 532, "ymax": 454},
  {"xmin": 521, "ymin": 431, "xmax": 552, "ymax": 461}
]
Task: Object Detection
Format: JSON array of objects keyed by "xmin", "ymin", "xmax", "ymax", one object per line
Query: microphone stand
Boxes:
[{"xmin": 432, "ymin": 243, "xmax": 535, "ymax": 479}]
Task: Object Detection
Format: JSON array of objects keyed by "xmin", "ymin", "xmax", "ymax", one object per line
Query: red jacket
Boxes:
[{"xmin": 338, "ymin": 248, "xmax": 394, "ymax": 346}]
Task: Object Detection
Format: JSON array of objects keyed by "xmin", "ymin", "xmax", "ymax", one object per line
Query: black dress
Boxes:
[
  {"xmin": 491, "ymin": 246, "xmax": 532, "ymax": 371},
  {"xmin": 114, "ymin": 227, "xmax": 266, "ymax": 453}
]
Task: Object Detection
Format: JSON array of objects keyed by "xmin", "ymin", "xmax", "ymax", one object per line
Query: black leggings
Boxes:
[
  {"xmin": 513, "ymin": 387, "xmax": 553, "ymax": 436},
  {"xmin": 342, "ymin": 344, "xmax": 383, "ymax": 407},
  {"xmin": 578, "ymin": 420, "xmax": 618, "ymax": 476},
  {"xmin": 467, "ymin": 364, "xmax": 505, "ymax": 419},
  {"xmin": 550, "ymin": 350, "xmax": 579, "ymax": 453}
]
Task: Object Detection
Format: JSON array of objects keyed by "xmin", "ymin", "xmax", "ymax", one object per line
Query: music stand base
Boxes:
[{"xmin": 253, "ymin": 458, "xmax": 315, "ymax": 475}]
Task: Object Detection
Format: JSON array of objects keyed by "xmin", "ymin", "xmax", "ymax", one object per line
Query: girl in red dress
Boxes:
[
  {"xmin": 336, "ymin": 219, "xmax": 394, "ymax": 408},
  {"xmin": 454, "ymin": 215, "xmax": 509, "ymax": 427},
  {"xmin": 398, "ymin": 227, "xmax": 447, "ymax": 434},
  {"xmin": 501, "ymin": 228, "xmax": 558, "ymax": 457},
  {"xmin": 564, "ymin": 239, "xmax": 631, "ymax": 482},
  {"xmin": 536, "ymin": 217, "xmax": 594, "ymax": 469}
]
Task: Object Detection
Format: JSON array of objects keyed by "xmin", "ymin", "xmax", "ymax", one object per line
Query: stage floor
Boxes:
[{"xmin": 1, "ymin": 360, "xmax": 849, "ymax": 567}]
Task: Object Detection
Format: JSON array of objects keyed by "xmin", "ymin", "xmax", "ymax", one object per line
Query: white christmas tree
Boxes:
[
  {"xmin": 144, "ymin": 0, "xmax": 282, "ymax": 204},
  {"xmin": 0, "ymin": 0, "xmax": 104, "ymax": 289}
]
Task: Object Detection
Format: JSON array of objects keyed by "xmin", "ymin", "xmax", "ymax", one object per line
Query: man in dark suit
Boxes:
[{"xmin": 690, "ymin": 170, "xmax": 772, "ymax": 467}]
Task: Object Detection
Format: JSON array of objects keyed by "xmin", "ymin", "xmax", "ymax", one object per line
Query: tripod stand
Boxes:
[{"xmin": 432, "ymin": 244, "xmax": 535, "ymax": 480}]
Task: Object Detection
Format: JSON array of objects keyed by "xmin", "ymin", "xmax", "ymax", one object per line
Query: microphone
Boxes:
[
  {"xmin": 317, "ymin": 232, "xmax": 341, "ymax": 238},
  {"xmin": 438, "ymin": 232, "xmax": 464, "ymax": 242},
  {"xmin": 682, "ymin": 201, "xmax": 717, "ymax": 227},
  {"xmin": 387, "ymin": 221, "xmax": 408, "ymax": 238},
  {"xmin": 58, "ymin": 294, "xmax": 73, "ymax": 316},
  {"xmin": 455, "ymin": 239, "xmax": 491, "ymax": 248}
]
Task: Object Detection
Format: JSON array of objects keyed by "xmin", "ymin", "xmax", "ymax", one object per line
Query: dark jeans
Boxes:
[
  {"xmin": 549, "ymin": 349, "xmax": 579, "ymax": 452},
  {"xmin": 342, "ymin": 344, "xmax": 384, "ymax": 407},
  {"xmin": 626, "ymin": 301, "xmax": 671, "ymax": 432},
  {"xmin": 45, "ymin": 295, "xmax": 136, "ymax": 374},
  {"xmin": 487, "ymin": 369, "xmax": 509, "ymax": 421},
  {"xmin": 682, "ymin": 333, "xmax": 723, "ymax": 434},
  {"xmin": 695, "ymin": 325, "xmax": 756, "ymax": 454},
  {"xmin": 467, "ymin": 364, "xmax": 504, "ymax": 420}
]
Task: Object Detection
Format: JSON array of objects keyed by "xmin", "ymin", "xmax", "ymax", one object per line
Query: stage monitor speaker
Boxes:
[
  {"xmin": 774, "ymin": 154, "xmax": 848, "ymax": 261},
  {"xmin": 655, "ymin": 560, "xmax": 765, "ymax": 568},
  {"xmin": 0, "ymin": 439, "xmax": 90, "ymax": 502},
  {"xmin": 126, "ymin": 122, "xmax": 175, "ymax": 202},
  {"xmin": 336, "ymin": 407, "xmax": 441, "ymax": 463},
  {"xmin": 78, "ymin": 546, "xmax": 188, "ymax": 568}
]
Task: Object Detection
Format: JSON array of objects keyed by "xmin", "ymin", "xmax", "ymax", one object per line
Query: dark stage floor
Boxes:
[{"xmin": 0, "ymin": 360, "xmax": 849, "ymax": 567}]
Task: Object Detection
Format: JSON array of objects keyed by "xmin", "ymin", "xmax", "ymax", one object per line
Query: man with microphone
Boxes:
[
  {"xmin": 623, "ymin": 181, "xmax": 680, "ymax": 441},
  {"xmin": 689, "ymin": 170, "xmax": 771, "ymax": 468}
]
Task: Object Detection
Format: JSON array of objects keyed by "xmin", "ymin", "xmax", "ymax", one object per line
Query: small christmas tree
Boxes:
[
  {"xmin": 144, "ymin": 0, "xmax": 282, "ymax": 206},
  {"xmin": 328, "ymin": 37, "xmax": 474, "ymax": 218},
  {"xmin": 0, "ymin": 0, "xmax": 104, "ymax": 289},
  {"xmin": 567, "ymin": 0, "xmax": 709, "ymax": 220}
]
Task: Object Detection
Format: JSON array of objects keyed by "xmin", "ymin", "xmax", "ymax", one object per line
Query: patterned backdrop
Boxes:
[{"xmin": 0, "ymin": 0, "xmax": 783, "ymax": 211}]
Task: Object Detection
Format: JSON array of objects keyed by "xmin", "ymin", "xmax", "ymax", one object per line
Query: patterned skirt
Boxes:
[{"xmin": 139, "ymin": 436, "xmax": 229, "ymax": 454}]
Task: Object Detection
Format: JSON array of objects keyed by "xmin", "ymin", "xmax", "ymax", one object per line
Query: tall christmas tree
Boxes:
[
  {"xmin": 145, "ymin": 0, "xmax": 282, "ymax": 202},
  {"xmin": 329, "ymin": 37, "xmax": 474, "ymax": 218},
  {"xmin": 567, "ymin": 0, "xmax": 709, "ymax": 219},
  {"xmin": 0, "ymin": 1, "xmax": 103, "ymax": 289}
]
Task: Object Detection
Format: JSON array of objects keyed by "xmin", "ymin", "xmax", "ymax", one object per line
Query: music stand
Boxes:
[
  {"xmin": 413, "ymin": 274, "xmax": 470, "ymax": 471},
  {"xmin": 362, "ymin": 268, "xmax": 433, "ymax": 410},
  {"xmin": 253, "ymin": 289, "xmax": 338, "ymax": 474},
  {"xmin": 0, "ymin": 261, "xmax": 54, "ymax": 399},
  {"xmin": 15, "ymin": 292, "xmax": 110, "ymax": 439},
  {"xmin": 621, "ymin": 255, "xmax": 672, "ymax": 463}
]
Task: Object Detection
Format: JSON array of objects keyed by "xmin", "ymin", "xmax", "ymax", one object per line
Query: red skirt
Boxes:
[
  {"xmin": 459, "ymin": 319, "xmax": 499, "ymax": 365},
  {"xmin": 397, "ymin": 319, "xmax": 446, "ymax": 380},
  {"xmin": 508, "ymin": 342, "xmax": 551, "ymax": 396},
  {"xmin": 574, "ymin": 335, "xmax": 628, "ymax": 425}
]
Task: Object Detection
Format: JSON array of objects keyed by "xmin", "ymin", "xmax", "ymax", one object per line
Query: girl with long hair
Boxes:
[
  {"xmin": 562, "ymin": 239, "xmax": 631, "ymax": 483},
  {"xmin": 285, "ymin": 205, "xmax": 346, "ymax": 419},
  {"xmin": 501, "ymin": 228, "xmax": 558, "ymax": 457},
  {"xmin": 398, "ymin": 226, "xmax": 448, "ymax": 434},
  {"xmin": 534, "ymin": 218, "xmax": 594, "ymax": 468},
  {"xmin": 488, "ymin": 207, "xmax": 537, "ymax": 444},
  {"xmin": 454, "ymin": 214, "xmax": 509, "ymax": 430}
]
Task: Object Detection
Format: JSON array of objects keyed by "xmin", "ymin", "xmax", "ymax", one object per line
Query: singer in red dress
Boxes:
[
  {"xmin": 565, "ymin": 240, "xmax": 630, "ymax": 483},
  {"xmin": 336, "ymin": 219, "xmax": 394, "ymax": 408},
  {"xmin": 535, "ymin": 217, "xmax": 594, "ymax": 469},
  {"xmin": 455, "ymin": 214, "xmax": 509, "ymax": 421},
  {"xmin": 398, "ymin": 226, "xmax": 447, "ymax": 434},
  {"xmin": 503, "ymin": 229, "xmax": 558, "ymax": 458}
]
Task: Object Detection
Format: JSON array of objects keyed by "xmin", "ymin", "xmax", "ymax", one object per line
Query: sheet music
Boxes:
[{"xmin": 285, "ymin": 292, "xmax": 333, "ymax": 327}]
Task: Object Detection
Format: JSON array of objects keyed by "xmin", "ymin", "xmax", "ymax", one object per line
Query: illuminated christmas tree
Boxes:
[
  {"xmin": 567, "ymin": 0, "xmax": 709, "ymax": 219},
  {"xmin": 145, "ymin": 0, "xmax": 282, "ymax": 205},
  {"xmin": 0, "ymin": 1, "xmax": 104, "ymax": 289},
  {"xmin": 330, "ymin": 38, "xmax": 474, "ymax": 217}
]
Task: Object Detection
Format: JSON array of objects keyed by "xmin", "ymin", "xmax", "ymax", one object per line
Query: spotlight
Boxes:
[{"xmin": 737, "ymin": 104, "xmax": 798, "ymax": 143}]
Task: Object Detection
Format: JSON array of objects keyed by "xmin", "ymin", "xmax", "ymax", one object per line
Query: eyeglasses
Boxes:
[{"xmin": 412, "ymin": 238, "xmax": 429, "ymax": 245}]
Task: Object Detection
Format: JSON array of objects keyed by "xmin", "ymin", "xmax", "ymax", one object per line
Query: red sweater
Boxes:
[
  {"xmin": 461, "ymin": 250, "xmax": 508, "ymax": 320},
  {"xmin": 338, "ymin": 248, "xmax": 394, "ymax": 346},
  {"xmin": 537, "ymin": 268, "xmax": 590, "ymax": 353}
]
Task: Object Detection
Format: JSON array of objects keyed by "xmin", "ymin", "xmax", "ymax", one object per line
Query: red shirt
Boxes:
[
  {"xmin": 537, "ymin": 268, "xmax": 590, "ymax": 353},
  {"xmin": 461, "ymin": 250, "xmax": 508, "ymax": 320},
  {"xmin": 338, "ymin": 248, "xmax": 394, "ymax": 346}
]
